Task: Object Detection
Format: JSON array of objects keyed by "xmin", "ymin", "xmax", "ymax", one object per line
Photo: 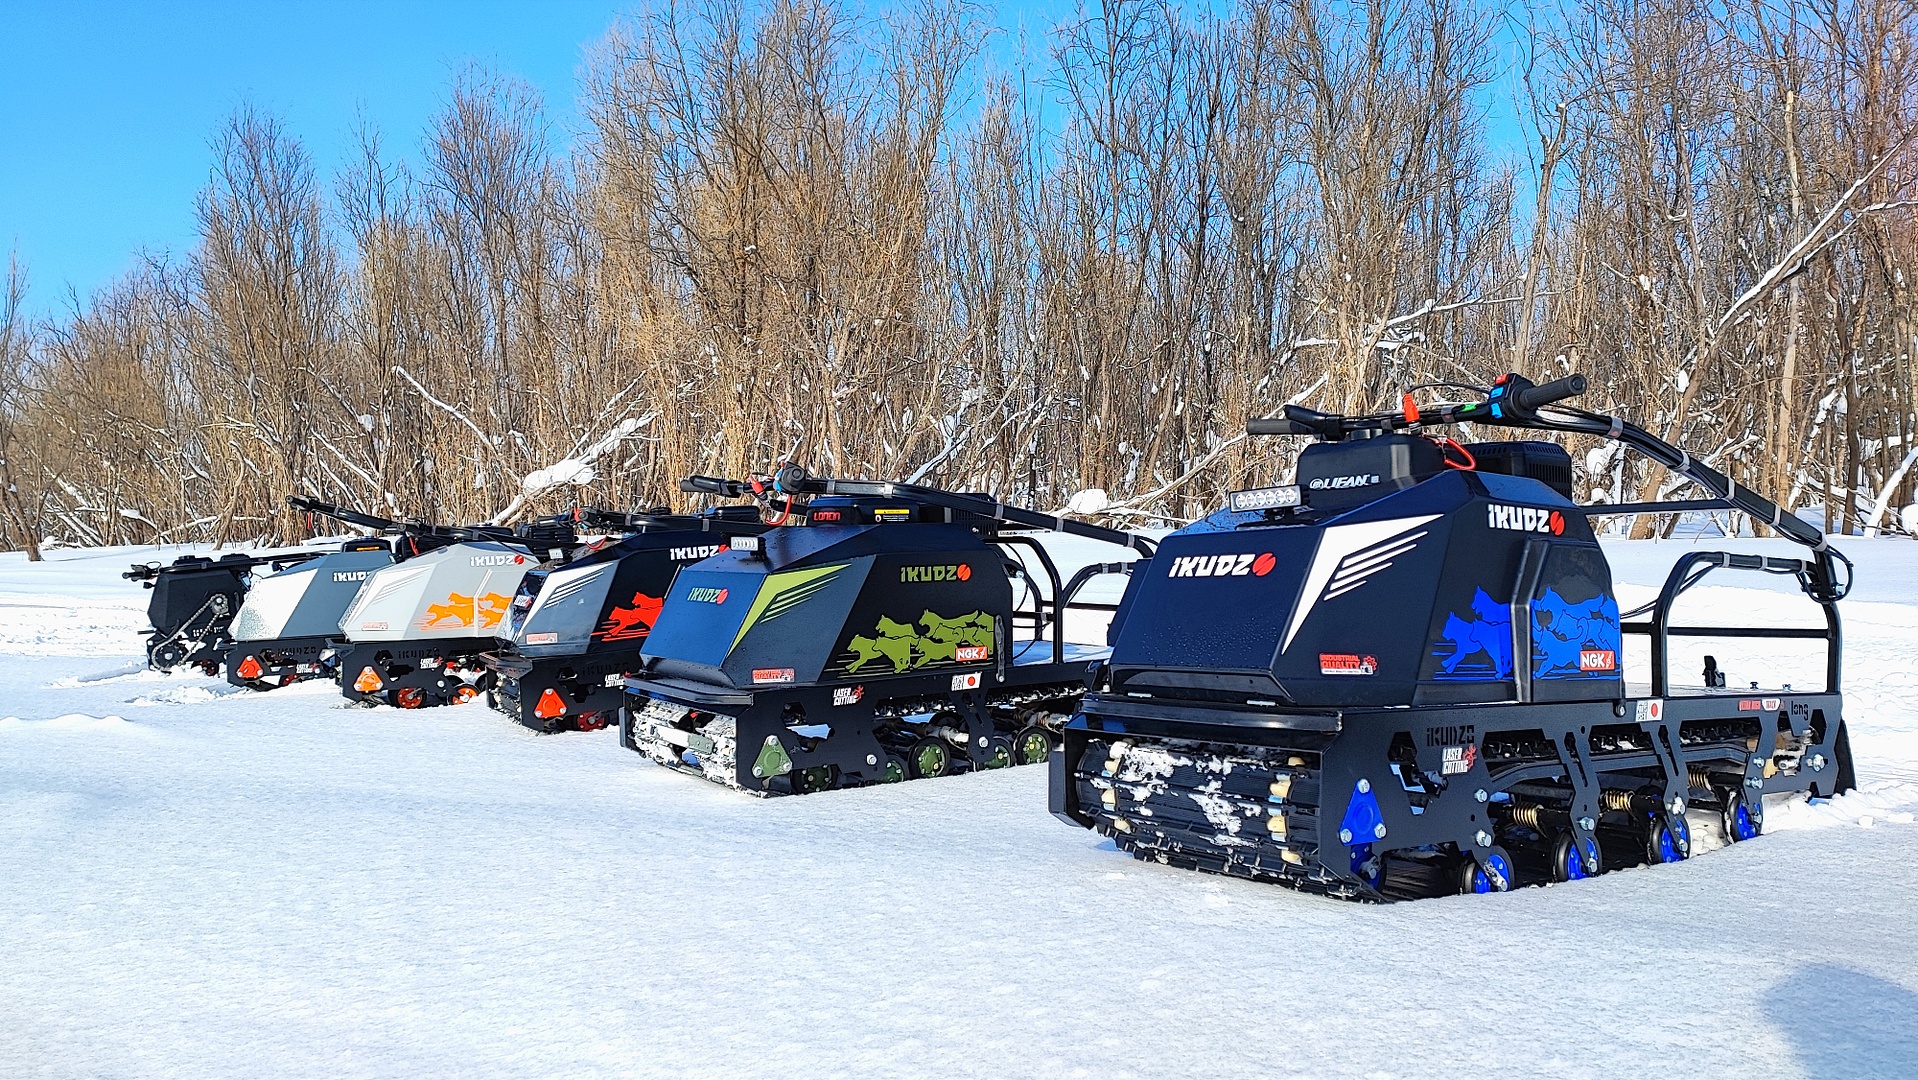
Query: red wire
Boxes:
[{"xmin": 1433, "ymin": 436, "xmax": 1477, "ymax": 471}]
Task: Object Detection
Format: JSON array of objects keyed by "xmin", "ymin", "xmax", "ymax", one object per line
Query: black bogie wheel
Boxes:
[
  {"xmin": 1012, "ymin": 726, "xmax": 1052, "ymax": 766},
  {"xmin": 908, "ymin": 737, "xmax": 951, "ymax": 779},
  {"xmin": 792, "ymin": 765, "xmax": 839, "ymax": 794}
]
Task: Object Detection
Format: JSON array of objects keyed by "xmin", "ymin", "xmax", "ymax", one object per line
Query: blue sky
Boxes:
[
  {"xmin": 0, "ymin": 0, "xmax": 1083, "ymax": 318},
  {"xmin": 0, "ymin": 1, "xmax": 626, "ymax": 315},
  {"xmin": 2, "ymin": 0, "xmax": 1530, "ymax": 319}
]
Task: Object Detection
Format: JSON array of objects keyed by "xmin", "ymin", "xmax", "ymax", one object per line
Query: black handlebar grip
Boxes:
[
  {"xmin": 1514, "ymin": 374, "xmax": 1586, "ymax": 411},
  {"xmin": 1246, "ymin": 417, "xmax": 1312, "ymax": 436},
  {"xmin": 679, "ymin": 476, "xmax": 735, "ymax": 495}
]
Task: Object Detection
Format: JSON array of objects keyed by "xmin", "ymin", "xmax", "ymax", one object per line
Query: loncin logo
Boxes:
[
  {"xmin": 1487, "ymin": 504, "xmax": 1565, "ymax": 535},
  {"xmin": 1166, "ymin": 552, "xmax": 1277, "ymax": 578},
  {"xmin": 687, "ymin": 587, "xmax": 729, "ymax": 604},
  {"xmin": 331, "ymin": 571, "xmax": 371, "ymax": 583},
  {"xmin": 670, "ymin": 544, "xmax": 727, "ymax": 561},
  {"xmin": 900, "ymin": 564, "xmax": 971, "ymax": 583}
]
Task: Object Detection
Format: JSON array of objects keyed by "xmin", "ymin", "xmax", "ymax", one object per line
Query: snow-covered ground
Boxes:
[{"xmin": 4, "ymin": 537, "xmax": 1916, "ymax": 1079}]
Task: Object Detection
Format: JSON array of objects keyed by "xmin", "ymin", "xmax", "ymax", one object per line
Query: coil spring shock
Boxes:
[
  {"xmin": 1688, "ymin": 766, "xmax": 1713, "ymax": 790},
  {"xmin": 1507, "ymin": 803, "xmax": 1544, "ymax": 829},
  {"xmin": 1601, "ymin": 789, "xmax": 1638, "ymax": 813}
]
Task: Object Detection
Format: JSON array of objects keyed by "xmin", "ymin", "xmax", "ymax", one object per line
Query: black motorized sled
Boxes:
[
  {"xmin": 125, "ymin": 548, "xmax": 325, "ymax": 674},
  {"xmin": 1052, "ymin": 372, "xmax": 1855, "ymax": 900}
]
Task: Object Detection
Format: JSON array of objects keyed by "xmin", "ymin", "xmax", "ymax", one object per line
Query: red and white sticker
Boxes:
[
  {"xmin": 832, "ymin": 685, "xmax": 864, "ymax": 706},
  {"xmin": 1440, "ymin": 743, "xmax": 1478, "ymax": 775},
  {"xmin": 360, "ymin": 621, "xmax": 388, "ymax": 632},
  {"xmin": 526, "ymin": 632, "xmax": 559, "ymax": 645},
  {"xmin": 752, "ymin": 668, "xmax": 796, "ymax": 684},
  {"xmin": 955, "ymin": 645, "xmax": 989, "ymax": 663},
  {"xmin": 951, "ymin": 672, "xmax": 982, "ymax": 691},
  {"xmin": 1320, "ymin": 653, "xmax": 1378, "ymax": 676},
  {"xmin": 1579, "ymin": 649, "xmax": 1615, "ymax": 672},
  {"xmin": 1739, "ymin": 696, "xmax": 1784, "ymax": 712},
  {"xmin": 1634, "ymin": 698, "xmax": 1663, "ymax": 723}
]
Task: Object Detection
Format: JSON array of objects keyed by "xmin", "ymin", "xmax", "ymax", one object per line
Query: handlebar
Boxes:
[{"xmin": 1514, "ymin": 374, "xmax": 1586, "ymax": 411}]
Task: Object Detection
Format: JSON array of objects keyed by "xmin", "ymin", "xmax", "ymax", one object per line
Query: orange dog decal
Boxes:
[
  {"xmin": 421, "ymin": 591, "xmax": 514, "ymax": 631},
  {"xmin": 597, "ymin": 592, "xmax": 664, "ymax": 641}
]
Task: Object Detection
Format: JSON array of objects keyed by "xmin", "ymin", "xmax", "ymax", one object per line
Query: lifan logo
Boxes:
[
  {"xmin": 1579, "ymin": 649, "xmax": 1615, "ymax": 672},
  {"xmin": 1487, "ymin": 504, "xmax": 1565, "ymax": 535},
  {"xmin": 901, "ymin": 564, "xmax": 971, "ymax": 583},
  {"xmin": 670, "ymin": 544, "xmax": 727, "ymax": 561},
  {"xmin": 687, "ymin": 587, "xmax": 729, "ymax": 604},
  {"xmin": 331, "ymin": 571, "xmax": 371, "ymax": 583},
  {"xmin": 1308, "ymin": 473, "xmax": 1380, "ymax": 490},
  {"xmin": 1166, "ymin": 552, "xmax": 1277, "ymax": 578},
  {"xmin": 470, "ymin": 554, "xmax": 527, "ymax": 566}
]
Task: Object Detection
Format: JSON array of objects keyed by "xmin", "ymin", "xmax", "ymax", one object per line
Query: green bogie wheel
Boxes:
[
  {"xmin": 908, "ymin": 737, "xmax": 951, "ymax": 779},
  {"xmin": 878, "ymin": 755, "xmax": 909, "ymax": 784},
  {"xmin": 979, "ymin": 736, "xmax": 1014, "ymax": 770},
  {"xmin": 1012, "ymin": 726, "xmax": 1052, "ymax": 766},
  {"xmin": 792, "ymin": 764, "xmax": 839, "ymax": 795}
]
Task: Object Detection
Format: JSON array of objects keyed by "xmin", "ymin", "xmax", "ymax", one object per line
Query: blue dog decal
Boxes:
[
  {"xmin": 1436, "ymin": 588, "xmax": 1512, "ymax": 679},
  {"xmin": 1531, "ymin": 588, "xmax": 1621, "ymax": 678}
]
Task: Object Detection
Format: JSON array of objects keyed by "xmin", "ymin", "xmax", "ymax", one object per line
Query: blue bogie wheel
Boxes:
[
  {"xmin": 1458, "ymin": 845, "xmax": 1515, "ymax": 895},
  {"xmin": 1646, "ymin": 812, "xmax": 1687, "ymax": 864},
  {"xmin": 1722, "ymin": 788, "xmax": 1762, "ymax": 842},
  {"xmin": 1552, "ymin": 831, "xmax": 1600, "ymax": 882}
]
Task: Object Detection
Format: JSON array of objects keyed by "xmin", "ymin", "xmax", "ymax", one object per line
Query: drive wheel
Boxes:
[
  {"xmin": 908, "ymin": 737, "xmax": 951, "ymax": 779},
  {"xmin": 1012, "ymin": 726, "xmax": 1052, "ymax": 766}
]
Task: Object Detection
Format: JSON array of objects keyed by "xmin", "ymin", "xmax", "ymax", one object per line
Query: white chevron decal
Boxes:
[{"xmin": 1280, "ymin": 515, "xmax": 1440, "ymax": 653}]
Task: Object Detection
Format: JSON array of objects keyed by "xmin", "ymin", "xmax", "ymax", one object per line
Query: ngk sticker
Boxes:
[
  {"xmin": 951, "ymin": 672, "xmax": 982, "ymax": 690},
  {"xmin": 669, "ymin": 544, "xmax": 727, "ymax": 561},
  {"xmin": 955, "ymin": 645, "xmax": 990, "ymax": 663},
  {"xmin": 752, "ymin": 668, "xmax": 795, "ymax": 684},
  {"xmin": 1319, "ymin": 653, "xmax": 1378, "ymax": 676},
  {"xmin": 832, "ymin": 685, "xmax": 864, "ymax": 706},
  {"xmin": 1167, "ymin": 552, "xmax": 1278, "ymax": 578},
  {"xmin": 1440, "ymin": 744, "xmax": 1478, "ymax": 775},
  {"xmin": 1487, "ymin": 504, "xmax": 1565, "ymax": 535},
  {"xmin": 1579, "ymin": 649, "xmax": 1616, "ymax": 672}
]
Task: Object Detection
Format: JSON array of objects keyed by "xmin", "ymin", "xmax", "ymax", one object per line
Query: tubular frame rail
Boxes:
[
  {"xmin": 1621, "ymin": 551, "xmax": 1842, "ymax": 696},
  {"xmin": 680, "ymin": 469, "xmax": 1159, "ymax": 557},
  {"xmin": 122, "ymin": 549, "xmax": 323, "ymax": 582},
  {"xmin": 287, "ymin": 495, "xmax": 579, "ymax": 553}
]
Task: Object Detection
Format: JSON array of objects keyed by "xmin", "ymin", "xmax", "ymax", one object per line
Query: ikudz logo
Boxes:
[
  {"xmin": 1167, "ymin": 552, "xmax": 1277, "ymax": 578},
  {"xmin": 687, "ymin": 587, "xmax": 729, "ymax": 604},
  {"xmin": 331, "ymin": 571, "xmax": 371, "ymax": 583},
  {"xmin": 670, "ymin": 544, "xmax": 727, "ymax": 561},
  {"xmin": 900, "ymin": 564, "xmax": 971, "ymax": 583},
  {"xmin": 1487, "ymin": 504, "xmax": 1565, "ymax": 535}
]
